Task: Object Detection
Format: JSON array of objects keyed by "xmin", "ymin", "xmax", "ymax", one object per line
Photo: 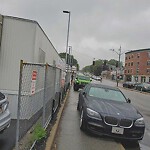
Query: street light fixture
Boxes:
[
  {"xmin": 63, "ymin": 10, "xmax": 71, "ymax": 72},
  {"xmin": 110, "ymin": 46, "xmax": 123, "ymax": 70}
]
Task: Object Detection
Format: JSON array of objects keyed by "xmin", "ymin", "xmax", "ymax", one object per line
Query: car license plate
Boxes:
[{"xmin": 112, "ymin": 127, "xmax": 124, "ymax": 135}]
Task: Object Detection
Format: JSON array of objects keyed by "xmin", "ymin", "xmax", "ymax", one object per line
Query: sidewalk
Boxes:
[{"xmin": 45, "ymin": 89, "xmax": 70, "ymax": 150}]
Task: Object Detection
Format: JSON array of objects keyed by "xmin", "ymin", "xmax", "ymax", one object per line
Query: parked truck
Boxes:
[{"xmin": 0, "ymin": 14, "xmax": 65, "ymax": 119}]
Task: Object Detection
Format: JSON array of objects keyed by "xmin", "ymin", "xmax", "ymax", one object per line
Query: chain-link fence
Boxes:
[{"xmin": 15, "ymin": 60, "xmax": 70, "ymax": 150}]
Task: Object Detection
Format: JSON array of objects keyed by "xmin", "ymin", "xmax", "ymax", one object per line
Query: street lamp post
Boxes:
[
  {"xmin": 63, "ymin": 10, "xmax": 71, "ymax": 73},
  {"xmin": 110, "ymin": 46, "xmax": 123, "ymax": 86}
]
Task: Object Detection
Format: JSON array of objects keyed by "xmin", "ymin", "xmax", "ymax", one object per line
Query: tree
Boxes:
[
  {"xmin": 82, "ymin": 58, "xmax": 123, "ymax": 75},
  {"xmin": 108, "ymin": 59, "xmax": 117, "ymax": 66},
  {"xmin": 59, "ymin": 52, "xmax": 79, "ymax": 70}
]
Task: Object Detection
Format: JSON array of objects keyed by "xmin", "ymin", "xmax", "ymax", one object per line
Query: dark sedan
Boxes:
[
  {"xmin": 77, "ymin": 83, "xmax": 145, "ymax": 141},
  {"xmin": 122, "ymin": 82, "xmax": 136, "ymax": 88},
  {"xmin": 135, "ymin": 82, "xmax": 150, "ymax": 92}
]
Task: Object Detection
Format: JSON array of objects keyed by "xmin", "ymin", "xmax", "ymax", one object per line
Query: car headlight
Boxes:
[
  {"xmin": 134, "ymin": 117, "xmax": 145, "ymax": 127},
  {"xmin": 2, "ymin": 101, "xmax": 9, "ymax": 112},
  {"xmin": 87, "ymin": 108, "xmax": 102, "ymax": 120}
]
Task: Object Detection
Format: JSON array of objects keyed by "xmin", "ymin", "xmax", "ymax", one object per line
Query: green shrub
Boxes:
[{"xmin": 32, "ymin": 124, "xmax": 46, "ymax": 141}]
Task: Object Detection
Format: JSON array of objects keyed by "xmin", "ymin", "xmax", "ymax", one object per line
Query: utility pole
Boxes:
[
  {"xmin": 118, "ymin": 46, "xmax": 121, "ymax": 70},
  {"xmin": 63, "ymin": 10, "xmax": 71, "ymax": 73},
  {"xmin": 92, "ymin": 58, "xmax": 95, "ymax": 75},
  {"xmin": 68, "ymin": 46, "xmax": 72, "ymax": 72},
  {"xmin": 110, "ymin": 46, "xmax": 123, "ymax": 87},
  {"xmin": 136, "ymin": 62, "xmax": 139, "ymax": 83}
]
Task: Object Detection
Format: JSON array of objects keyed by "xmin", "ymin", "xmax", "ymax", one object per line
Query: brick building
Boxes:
[{"xmin": 124, "ymin": 48, "xmax": 150, "ymax": 83}]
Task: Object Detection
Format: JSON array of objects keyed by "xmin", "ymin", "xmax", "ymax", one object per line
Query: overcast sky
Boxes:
[{"xmin": 1, "ymin": 0, "xmax": 150, "ymax": 69}]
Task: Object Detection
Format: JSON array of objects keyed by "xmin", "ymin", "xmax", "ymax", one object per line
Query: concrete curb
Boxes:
[
  {"xmin": 45, "ymin": 89, "xmax": 70, "ymax": 150},
  {"xmin": 120, "ymin": 144, "xmax": 125, "ymax": 150}
]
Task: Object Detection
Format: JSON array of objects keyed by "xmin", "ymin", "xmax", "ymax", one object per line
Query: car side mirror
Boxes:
[{"xmin": 127, "ymin": 98, "xmax": 131, "ymax": 103}]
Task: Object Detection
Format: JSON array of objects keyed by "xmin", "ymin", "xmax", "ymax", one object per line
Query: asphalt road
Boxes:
[
  {"xmin": 0, "ymin": 119, "xmax": 34, "ymax": 150},
  {"xmin": 120, "ymin": 86, "xmax": 150, "ymax": 150},
  {"xmin": 0, "ymin": 120, "xmax": 16, "ymax": 150},
  {"xmin": 53, "ymin": 79, "xmax": 150, "ymax": 150}
]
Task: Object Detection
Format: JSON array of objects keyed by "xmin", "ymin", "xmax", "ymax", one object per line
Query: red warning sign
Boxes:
[
  {"xmin": 32, "ymin": 70, "xmax": 37, "ymax": 80},
  {"xmin": 31, "ymin": 70, "xmax": 37, "ymax": 95}
]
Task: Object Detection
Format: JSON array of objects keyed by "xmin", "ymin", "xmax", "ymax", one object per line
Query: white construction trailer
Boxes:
[{"xmin": 0, "ymin": 14, "xmax": 65, "ymax": 119}]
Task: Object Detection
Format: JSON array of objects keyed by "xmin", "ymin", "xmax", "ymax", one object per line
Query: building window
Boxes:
[
  {"xmin": 128, "ymin": 70, "xmax": 130, "ymax": 73},
  {"xmin": 131, "ymin": 54, "xmax": 134, "ymax": 58},
  {"xmin": 128, "ymin": 63, "xmax": 130, "ymax": 66},
  {"xmin": 149, "ymin": 77, "xmax": 150, "ymax": 82},
  {"xmin": 129, "ymin": 56, "xmax": 130, "ymax": 59},
  {"xmin": 136, "ymin": 62, "xmax": 139, "ymax": 67},
  {"xmin": 141, "ymin": 76, "xmax": 146, "ymax": 82},
  {"xmin": 135, "ymin": 76, "xmax": 138, "ymax": 82},
  {"xmin": 147, "ymin": 60, "xmax": 150, "ymax": 66},
  {"xmin": 124, "ymin": 70, "xmax": 126, "ymax": 73},
  {"xmin": 137, "ymin": 53, "xmax": 140, "ymax": 58},
  {"xmin": 131, "ymin": 62, "xmax": 133, "ymax": 66},
  {"xmin": 136, "ymin": 68, "xmax": 139, "ymax": 74},
  {"xmin": 125, "ymin": 63, "xmax": 127, "ymax": 67},
  {"xmin": 148, "ymin": 52, "xmax": 150, "ymax": 58},
  {"xmin": 147, "ymin": 68, "xmax": 150, "ymax": 73}
]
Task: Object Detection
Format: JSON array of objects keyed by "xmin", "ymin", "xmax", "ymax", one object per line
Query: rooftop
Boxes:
[{"xmin": 125, "ymin": 48, "xmax": 150, "ymax": 54}]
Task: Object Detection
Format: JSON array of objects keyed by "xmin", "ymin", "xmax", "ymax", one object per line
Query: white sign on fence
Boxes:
[{"xmin": 30, "ymin": 70, "xmax": 37, "ymax": 95}]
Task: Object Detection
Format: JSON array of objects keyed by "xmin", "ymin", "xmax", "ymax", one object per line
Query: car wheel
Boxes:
[
  {"xmin": 80, "ymin": 110, "xmax": 86, "ymax": 131},
  {"xmin": 74, "ymin": 85, "xmax": 79, "ymax": 91}
]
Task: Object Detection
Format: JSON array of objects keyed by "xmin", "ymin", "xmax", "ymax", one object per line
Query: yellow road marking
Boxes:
[
  {"xmin": 45, "ymin": 90, "xmax": 69, "ymax": 150},
  {"xmin": 120, "ymin": 143, "xmax": 125, "ymax": 150}
]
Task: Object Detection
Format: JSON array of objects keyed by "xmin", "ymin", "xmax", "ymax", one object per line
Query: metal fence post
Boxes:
[
  {"xmin": 42, "ymin": 63, "xmax": 48, "ymax": 128},
  {"xmin": 15, "ymin": 60, "xmax": 24, "ymax": 150}
]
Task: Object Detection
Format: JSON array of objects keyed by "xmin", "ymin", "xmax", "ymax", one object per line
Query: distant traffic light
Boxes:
[
  {"xmin": 93, "ymin": 61, "xmax": 95, "ymax": 66},
  {"xmin": 104, "ymin": 60, "xmax": 107, "ymax": 66},
  {"xmin": 116, "ymin": 61, "xmax": 118, "ymax": 67}
]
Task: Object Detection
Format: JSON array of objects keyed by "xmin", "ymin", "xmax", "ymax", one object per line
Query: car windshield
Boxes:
[
  {"xmin": 77, "ymin": 75, "xmax": 90, "ymax": 80},
  {"xmin": 88, "ymin": 87, "xmax": 127, "ymax": 102},
  {"xmin": 143, "ymin": 83, "xmax": 150, "ymax": 87}
]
